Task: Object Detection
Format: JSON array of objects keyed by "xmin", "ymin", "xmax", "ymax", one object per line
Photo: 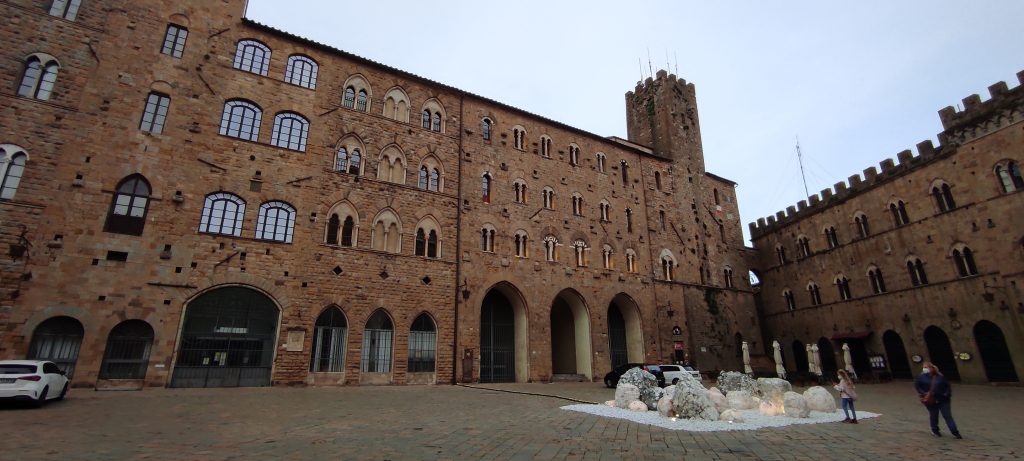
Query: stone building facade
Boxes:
[
  {"xmin": 0, "ymin": 0, "xmax": 760, "ymax": 388},
  {"xmin": 749, "ymin": 72, "xmax": 1024, "ymax": 384}
]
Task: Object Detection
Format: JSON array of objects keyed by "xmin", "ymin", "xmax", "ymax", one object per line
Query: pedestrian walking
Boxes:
[
  {"xmin": 914, "ymin": 361, "xmax": 962, "ymax": 439},
  {"xmin": 833, "ymin": 369, "xmax": 858, "ymax": 423}
]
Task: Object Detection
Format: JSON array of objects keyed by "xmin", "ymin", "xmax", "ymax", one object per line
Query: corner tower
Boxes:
[{"xmin": 625, "ymin": 69, "xmax": 705, "ymax": 173}]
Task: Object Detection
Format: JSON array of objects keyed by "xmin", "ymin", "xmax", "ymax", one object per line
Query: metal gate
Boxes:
[
  {"xmin": 171, "ymin": 286, "xmax": 279, "ymax": 388},
  {"xmin": 480, "ymin": 291, "xmax": 515, "ymax": 383},
  {"xmin": 607, "ymin": 305, "xmax": 628, "ymax": 369}
]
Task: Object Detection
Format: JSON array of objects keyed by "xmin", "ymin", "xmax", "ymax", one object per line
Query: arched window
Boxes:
[
  {"xmin": 660, "ymin": 251, "xmax": 675, "ymax": 282},
  {"xmin": 408, "ymin": 314, "xmax": 436, "ymax": 373},
  {"xmin": 824, "ymin": 226, "xmax": 839, "ymax": 249},
  {"xmin": 376, "ymin": 147, "xmax": 406, "ymax": 184},
  {"xmin": 723, "ymin": 266, "xmax": 734, "ymax": 288},
  {"xmin": 356, "ymin": 89, "xmax": 368, "ymax": 111},
  {"xmin": 0, "ymin": 145, "xmax": 28, "ymax": 200},
  {"xmin": 783, "ymin": 290, "xmax": 796, "ymax": 311},
  {"xmin": 513, "ymin": 180, "xmax": 527, "ymax": 204},
  {"xmin": 543, "ymin": 188, "xmax": 555, "ymax": 210},
  {"xmin": 996, "ymin": 161, "xmax": 1024, "ymax": 193},
  {"xmin": 835, "ymin": 275, "xmax": 852, "ymax": 300},
  {"xmin": 807, "ymin": 282, "xmax": 822, "ymax": 305},
  {"xmin": 514, "ymin": 230, "xmax": 528, "ymax": 258},
  {"xmin": 310, "ymin": 307, "xmax": 347, "ymax": 372},
  {"xmin": 415, "ymin": 218, "xmax": 441, "ymax": 258},
  {"xmin": 343, "ymin": 87, "xmax": 356, "ymax": 109},
  {"xmin": 383, "ymin": 88, "xmax": 411, "ymax": 122},
  {"xmin": 326, "ymin": 214, "xmax": 341, "ymax": 245},
  {"xmin": 415, "ymin": 229, "xmax": 427, "ymax": 256},
  {"xmin": 620, "ymin": 160, "xmax": 629, "ymax": 186},
  {"xmin": 161, "ymin": 24, "xmax": 188, "ymax": 58},
  {"xmin": 659, "ymin": 210, "xmax": 666, "ymax": 231},
  {"xmin": 418, "ymin": 167, "xmax": 429, "ymax": 190},
  {"xmin": 544, "ymin": 235, "xmax": 558, "ymax": 261},
  {"xmin": 371, "ymin": 210, "xmax": 401, "ymax": 253},
  {"xmin": 602, "ymin": 244, "xmax": 614, "ymax": 269},
  {"xmin": 255, "ymin": 201, "xmax": 296, "ymax": 243},
  {"xmin": 655, "ymin": 171, "xmax": 662, "ymax": 190},
  {"xmin": 480, "ymin": 225, "xmax": 495, "ymax": 252},
  {"xmin": 418, "ymin": 155, "xmax": 444, "ymax": 192},
  {"xmin": 199, "ymin": 192, "xmax": 245, "ymax": 236},
  {"xmin": 105, "ymin": 175, "xmax": 151, "ymax": 235},
  {"xmin": 341, "ymin": 216, "xmax": 356, "ymax": 246},
  {"xmin": 931, "ymin": 182, "xmax": 956, "ymax": 212},
  {"xmin": 854, "ymin": 212, "xmax": 870, "ymax": 238},
  {"xmin": 270, "ymin": 112, "xmax": 309, "ymax": 151},
  {"xmin": 572, "ymin": 240, "xmax": 588, "ymax": 267},
  {"xmin": 482, "ymin": 173, "xmax": 492, "ymax": 203},
  {"xmin": 952, "ymin": 245, "xmax": 978, "ymax": 277},
  {"xmin": 599, "ymin": 200, "xmax": 610, "ymax": 222},
  {"xmin": 335, "ymin": 147, "xmax": 363, "ymax": 175},
  {"xmin": 18, "ymin": 55, "xmax": 60, "ymax": 100},
  {"xmin": 361, "ymin": 310, "xmax": 393, "ymax": 373},
  {"xmin": 625, "ymin": 249, "xmax": 637, "ymax": 273},
  {"xmin": 775, "ymin": 244, "xmax": 787, "ymax": 265},
  {"xmin": 421, "ymin": 100, "xmax": 445, "ymax": 132},
  {"xmin": 49, "ymin": 0, "xmax": 81, "ymax": 20},
  {"xmin": 284, "ymin": 55, "xmax": 318, "ymax": 89},
  {"xmin": 868, "ymin": 265, "xmax": 887, "ymax": 294},
  {"xmin": 421, "ymin": 109, "xmax": 431, "ymax": 129},
  {"xmin": 29, "ymin": 316, "xmax": 84, "ymax": 377},
  {"xmin": 596, "ymin": 152, "xmax": 606, "ymax": 173},
  {"xmin": 325, "ymin": 199, "xmax": 360, "ymax": 247},
  {"xmin": 482, "ymin": 118, "xmax": 492, "ymax": 140},
  {"xmin": 233, "ymin": 40, "xmax": 271, "ymax": 76},
  {"xmin": 571, "ymin": 193, "xmax": 583, "ymax": 216},
  {"xmin": 625, "ymin": 208, "xmax": 633, "ymax": 233},
  {"xmin": 139, "ymin": 92, "xmax": 171, "ymax": 134},
  {"xmin": 797, "ymin": 236, "xmax": 811, "ymax": 258},
  {"xmin": 907, "ymin": 257, "xmax": 928, "ymax": 286},
  {"xmin": 219, "ymin": 100, "xmax": 262, "ymax": 141},
  {"xmin": 512, "ymin": 126, "xmax": 526, "ymax": 150},
  {"xmin": 890, "ymin": 200, "xmax": 910, "ymax": 226},
  {"xmin": 99, "ymin": 320, "xmax": 154, "ymax": 380},
  {"xmin": 540, "ymin": 135, "xmax": 552, "ymax": 158},
  {"xmin": 568, "ymin": 144, "xmax": 580, "ymax": 166},
  {"xmin": 713, "ymin": 188, "xmax": 720, "ymax": 205}
]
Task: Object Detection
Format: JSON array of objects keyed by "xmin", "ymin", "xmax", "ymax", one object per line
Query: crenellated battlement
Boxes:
[
  {"xmin": 625, "ymin": 69, "xmax": 696, "ymax": 101},
  {"xmin": 748, "ymin": 70, "xmax": 1024, "ymax": 240}
]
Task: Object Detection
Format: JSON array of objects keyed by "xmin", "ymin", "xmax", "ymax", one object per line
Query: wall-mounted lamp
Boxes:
[{"xmin": 460, "ymin": 278, "xmax": 470, "ymax": 300}]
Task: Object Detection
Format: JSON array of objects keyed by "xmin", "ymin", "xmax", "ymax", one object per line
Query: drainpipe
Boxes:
[{"xmin": 451, "ymin": 93, "xmax": 465, "ymax": 384}]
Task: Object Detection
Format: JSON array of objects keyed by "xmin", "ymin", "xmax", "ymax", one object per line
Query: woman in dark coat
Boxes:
[{"xmin": 914, "ymin": 361, "xmax": 962, "ymax": 439}]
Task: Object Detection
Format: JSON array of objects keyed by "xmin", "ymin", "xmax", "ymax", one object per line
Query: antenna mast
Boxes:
[{"xmin": 796, "ymin": 136, "xmax": 810, "ymax": 198}]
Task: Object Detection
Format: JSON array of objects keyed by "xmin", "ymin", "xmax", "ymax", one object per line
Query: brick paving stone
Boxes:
[{"xmin": 1, "ymin": 381, "xmax": 1022, "ymax": 460}]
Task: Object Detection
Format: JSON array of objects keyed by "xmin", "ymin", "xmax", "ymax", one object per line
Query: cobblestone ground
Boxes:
[{"xmin": 2, "ymin": 380, "xmax": 1022, "ymax": 460}]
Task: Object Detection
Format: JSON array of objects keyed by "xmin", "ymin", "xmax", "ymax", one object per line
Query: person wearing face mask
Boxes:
[{"xmin": 914, "ymin": 361, "xmax": 962, "ymax": 438}]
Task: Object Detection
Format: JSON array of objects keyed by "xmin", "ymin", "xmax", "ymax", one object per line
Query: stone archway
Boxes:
[
  {"xmin": 607, "ymin": 293, "xmax": 644, "ymax": 369},
  {"xmin": 792, "ymin": 340, "xmax": 808, "ymax": 372},
  {"xmin": 924, "ymin": 325, "xmax": 960, "ymax": 381},
  {"xmin": 817, "ymin": 337, "xmax": 838, "ymax": 378},
  {"xmin": 974, "ymin": 320, "xmax": 1018, "ymax": 382},
  {"xmin": 882, "ymin": 330, "xmax": 912, "ymax": 379},
  {"xmin": 550, "ymin": 289, "xmax": 593, "ymax": 380},
  {"xmin": 480, "ymin": 282, "xmax": 528, "ymax": 383},
  {"xmin": 28, "ymin": 316, "xmax": 85, "ymax": 378}
]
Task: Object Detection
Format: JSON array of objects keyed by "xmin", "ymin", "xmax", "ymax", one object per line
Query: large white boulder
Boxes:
[
  {"xmin": 803, "ymin": 386, "xmax": 837, "ymax": 413},
  {"xmin": 717, "ymin": 371, "xmax": 756, "ymax": 395},
  {"xmin": 628, "ymin": 400, "xmax": 648, "ymax": 412},
  {"xmin": 614, "ymin": 383, "xmax": 641, "ymax": 409},
  {"xmin": 707, "ymin": 387, "xmax": 728, "ymax": 412},
  {"xmin": 783, "ymin": 391, "xmax": 810, "ymax": 418},
  {"xmin": 726, "ymin": 390, "xmax": 758, "ymax": 410},
  {"xmin": 618, "ymin": 368, "xmax": 662, "ymax": 410},
  {"xmin": 719, "ymin": 409, "xmax": 746, "ymax": 423},
  {"xmin": 756, "ymin": 378, "xmax": 792, "ymax": 406},
  {"xmin": 670, "ymin": 375, "xmax": 719, "ymax": 421},
  {"xmin": 657, "ymin": 395, "xmax": 676, "ymax": 417},
  {"xmin": 758, "ymin": 400, "xmax": 783, "ymax": 416}
]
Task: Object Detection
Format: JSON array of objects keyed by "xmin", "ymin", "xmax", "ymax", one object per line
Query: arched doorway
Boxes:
[
  {"xmin": 924, "ymin": 325, "xmax": 960, "ymax": 381},
  {"xmin": 607, "ymin": 293, "xmax": 643, "ymax": 369},
  {"xmin": 817, "ymin": 338, "xmax": 838, "ymax": 379},
  {"xmin": 480, "ymin": 283, "xmax": 528, "ymax": 383},
  {"xmin": 28, "ymin": 316, "xmax": 84, "ymax": 378},
  {"xmin": 792, "ymin": 340, "xmax": 808, "ymax": 372},
  {"xmin": 550, "ymin": 289, "xmax": 592, "ymax": 380},
  {"xmin": 99, "ymin": 320, "xmax": 154, "ymax": 380},
  {"xmin": 171, "ymin": 286, "xmax": 280, "ymax": 388},
  {"xmin": 883, "ymin": 330, "xmax": 913, "ymax": 379},
  {"xmin": 310, "ymin": 306, "xmax": 347, "ymax": 373},
  {"xmin": 361, "ymin": 309, "xmax": 394, "ymax": 373},
  {"xmin": 974, "ymin": 320, "xmax": 1018, "ymax": 382}
]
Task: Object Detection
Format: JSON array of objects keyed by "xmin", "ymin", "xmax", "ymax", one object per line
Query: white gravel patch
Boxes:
[{"xmin": 561, "ymin": 404, "xmax": 880, "ymax": 432}]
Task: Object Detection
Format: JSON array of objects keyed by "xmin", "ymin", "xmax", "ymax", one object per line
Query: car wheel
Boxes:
[
  {"xmin": 56, "ymin": 382, "xmax": 69, "ymax": 401},
  {"xmin": 35, "ymin": 386, "xmax": 49, "ymax": 407}
]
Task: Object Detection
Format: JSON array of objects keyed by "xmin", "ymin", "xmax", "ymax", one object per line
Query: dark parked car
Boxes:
[{"xmin": 603, "ymin": 363, "xmax": 666, "ymax": 388}]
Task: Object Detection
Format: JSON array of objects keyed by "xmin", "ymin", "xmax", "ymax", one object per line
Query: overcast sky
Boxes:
[{"xmin": 246, "ymin": 0, "xmax": 1024, "ymax": 245}]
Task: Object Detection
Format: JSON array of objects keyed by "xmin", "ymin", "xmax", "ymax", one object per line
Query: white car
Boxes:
[
  {"xmin": 659, "ymin": 364, "xmax": 702, "ymax": 384},
  {"xmin": 0, "ymin": 360, "xmax": 70, "ymax": 406}
]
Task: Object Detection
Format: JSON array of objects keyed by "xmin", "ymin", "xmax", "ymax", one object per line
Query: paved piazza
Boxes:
[{"xmin": 4, "ymin": 381, "xmax": 1022, "ymax": 460}]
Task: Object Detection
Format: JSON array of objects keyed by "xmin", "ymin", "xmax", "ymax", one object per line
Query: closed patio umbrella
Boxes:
[
  {"xmin": 742, "ymin": 341, "xmax": 752, "ymax": 374},
  {"xmin": 773, "ymin": 340, "xmax": 786, "ymax": 379},
  {"xmin": 842, "ymin": 342, "xmax": 857, "ymax": 380},
  {"xmin": 806, "ymin": 343, "xmax": 817, "ymax": 375},
  {"xmin": 811, "ymin": 344, "xmax": 823, "ymax": 377}
]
